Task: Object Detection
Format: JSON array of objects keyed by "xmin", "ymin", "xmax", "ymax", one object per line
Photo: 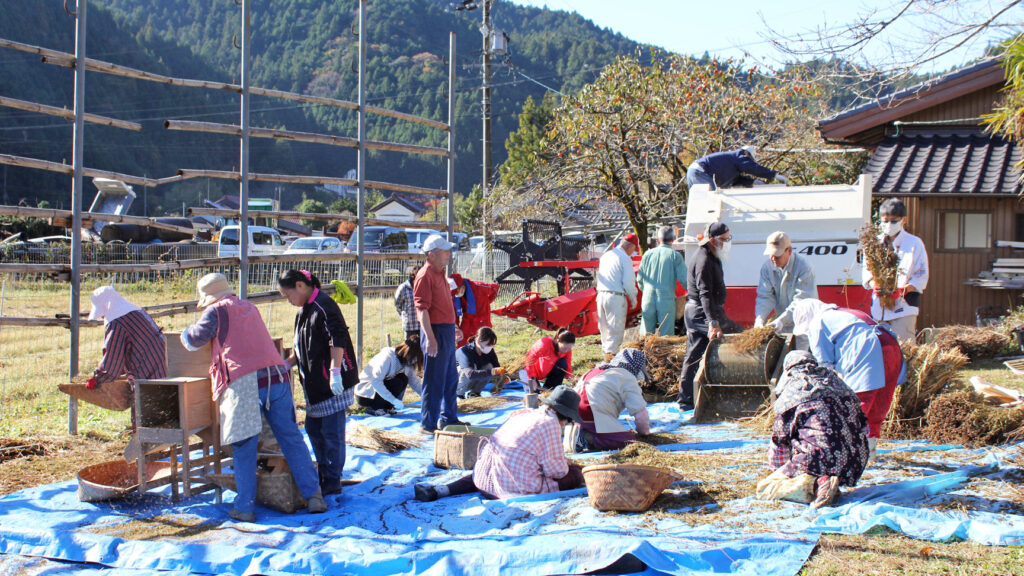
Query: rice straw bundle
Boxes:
[
  {"xmin": 457, "ymin": 396, "xmax": 517, "ymax": 414},
  {"xmin": 733, "ymin": 326, "xmax": 777, "ymax": 355},
  {"xmin": 882, "ymin": 342, "xmax": 968, "ymax": 438},
  {"xmin": 929, "ymin": 325, "xmax": 1011, "ymax": 360},
  {"xmin": 859, "ymin": 223, "xmax": 899, "ymax": 310},
  {"xmin": 347, "ymin": 424, "xmax": 422, "ymax": 453},
  {"xmin": 622, "ymin": 335, "xmax": 687, "ymax": 396},
  {"xmin": 924, "ymin": 389, "xmax": 1024, "ymax": 446}
]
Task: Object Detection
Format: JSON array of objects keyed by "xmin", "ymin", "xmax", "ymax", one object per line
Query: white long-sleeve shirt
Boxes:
[
  {"xmin": 353, "ymin": 347, "xmax": 422, "ymax": 409},
  {"xmin": 861, "ymin": 229, "xmax": 929, "ymax": 321},
  {"xmin": 596, "ymin": 245, "xmax": 638, "ymax": 307}
]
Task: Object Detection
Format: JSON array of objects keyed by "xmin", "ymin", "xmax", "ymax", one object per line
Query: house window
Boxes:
[{"xmin": 938, "ymin": 211, "xmax": 991, "ymax": 250}]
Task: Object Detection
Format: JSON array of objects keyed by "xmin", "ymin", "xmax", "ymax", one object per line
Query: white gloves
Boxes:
[
  {"xmin": 775, "ymin": 173, "xmax": 788, "ymax": 184},
  {"xmin": 391, "ymin": 399, "xmax": 405, "ymax": 411},
  {"xmin": 754, "ymin": 316, "xmax": 765, "ymax": 328},
  {"xmin": 330, "ymin": 368, "xmax": 345, "ymax": 395},
  {"xmin": 769, "ymin": 317, "xmax": 785, "ymax": 332}
]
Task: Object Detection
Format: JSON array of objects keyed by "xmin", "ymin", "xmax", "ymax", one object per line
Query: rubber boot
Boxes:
[{"xmin": 866, "ymin": 437, "xmax": 878, "ymax": 465}]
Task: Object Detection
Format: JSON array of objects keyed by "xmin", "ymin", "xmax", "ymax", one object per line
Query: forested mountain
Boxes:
[{"xmin": 0, "ymin": 0, "xmax": 641, "ymax": 215}]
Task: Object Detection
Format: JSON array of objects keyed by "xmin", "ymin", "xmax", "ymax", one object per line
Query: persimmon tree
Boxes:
[{"xmin": 491, "ymin": 54, "xmax": 858, "ymax": 249}]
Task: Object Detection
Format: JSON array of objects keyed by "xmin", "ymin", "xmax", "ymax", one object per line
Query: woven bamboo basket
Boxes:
[
  {"xmin": 77, "ymin": 458, "xmax": 171, "ymax": 502},
  {"xmin": 432, "ymin": 427, "xmax": 495, "ymax": 470},
  {"xmin": 207, "ymin": 458, "xmax": 306, "ymax": 514},
  {"xmin": 59, "ymin": 379, "xmax": 132, "ymax": 411},
  {"xmin": 582, "ymin": 463, "xmax": 683, "ymax": 512}
]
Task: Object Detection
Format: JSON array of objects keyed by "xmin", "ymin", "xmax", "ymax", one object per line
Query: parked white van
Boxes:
[{"xmin": 217, "ymin": 225, "xmax": 285, "ymax": 257}]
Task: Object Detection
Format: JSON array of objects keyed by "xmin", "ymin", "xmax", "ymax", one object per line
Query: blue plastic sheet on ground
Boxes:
[{"xmin": 0, "ymin": 382, "xmax": 1022, "ymax": 575}]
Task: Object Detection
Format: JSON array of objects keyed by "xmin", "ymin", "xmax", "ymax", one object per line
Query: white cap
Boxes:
[
  {"xmin": 447, "ymin": 278, "xmax": 458, "ymax": 291},
  {"xmin": 741, "ymin": 145, "xmax": 757, "ymax": 159},
  {"xmin": 421, "ymin": 234, "xmax": 453, "ymax": 253},
  {"xmin": 764, "ymin": 231, "xmax": 791, "ymax": 257}
]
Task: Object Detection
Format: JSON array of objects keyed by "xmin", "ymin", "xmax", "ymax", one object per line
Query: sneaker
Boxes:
[
  {"xmin": 414, "ymin": 483, "xmax": 439, "ymax": 502},
  {"xmin": 419, "ymin": 426, "xmax": 436, "ymax": 436},
  {"xmin": 466, "ymin": 392, "xmax": 481, "ymax": 398},
  {"xmin": 678, "ymin": 402, "xmax": 694, "ymax": 412},
  {"xmin": 441, "ymin": 419, "xmax": 471, "ymax": 429},
  {"xmin": 366, "ymin": 408, "xmax": 390, "ymax": 417},
  {"xmin": 228, "ymin": 508, "xmax": 256, "ymax": 523},
  {"xmin": 307, "ymin": 492, "xmax": 327, "ymax": 514},
  {"xmin": 320, "ymin": 479, "xmax": 343, "ymax": 496},
  {"xmin": 563, "ymin": 422, "xmax": 581, "ymax": 453}
]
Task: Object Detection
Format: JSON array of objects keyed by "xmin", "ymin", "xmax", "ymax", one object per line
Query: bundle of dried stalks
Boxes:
[
  {"xmin": 504, "ymin": 356, "xmax": 527, "ymax": 379},
  {"xmin": 635, "ymin": 432, "xmax": 697, "ymax": 446},
  {"xmin": 622, "ymin": 335, "xmax": 687, "ymax": 396},
  {"xmin": 733, "ymin": 326, "xmax": 777, "ymax": 355},
  {"xmin": 929, "ymin": 325, "xmax": 1011, "ymax": 360},
  {"xmin": 882, "ymin": 343, "xmax": 968, "ymax": 438},
  {"xmin": 347, "ymin": 424, "xmax": 422, "ymax": 453},
  {"xmin": 457, "ymin": 396, "xmax": 517, "ymax": 414},
  {"xmin": 859, "ymin": 223, "xmax": 899, "ymax": 310},
  {"xmin": 924, "ymin": 389, "xmax": 1024, "ymax": 447},
  {"xmin": 737, "ymin": 400, "xmax": 775, "ymax": 435}
]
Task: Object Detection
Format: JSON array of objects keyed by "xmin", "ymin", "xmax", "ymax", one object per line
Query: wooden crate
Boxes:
[{"xmin": 164, "ymin": 332, "xmax": 211, "ymax": 378}]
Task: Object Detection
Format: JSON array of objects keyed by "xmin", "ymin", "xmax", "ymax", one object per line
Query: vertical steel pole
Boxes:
[
  {"xmin": 239, "ymin": 0, "xmax": 251, "ymax": 297},
  {"xmin": 68, "ymin": 0, "xmax": 87, "ymax": 435},
  {"xmin": 481, "ymin": 0, "xmax": 492, "ymax": 278},
  {"xmin": 447, "ymin": 33, "xmax": 456, "ymax": 247},
  {"xmin": 356, "ymin": 0, "xmax": 366, "ymax": 366}
]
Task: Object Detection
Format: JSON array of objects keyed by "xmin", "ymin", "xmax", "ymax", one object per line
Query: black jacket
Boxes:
[
  {"xmin": 687, "ymin": 243, "xmax": 727, "ymax": 325},
  {"xmin": 294, "ymin": 290, "xmax": 358, "ymax": 405}
]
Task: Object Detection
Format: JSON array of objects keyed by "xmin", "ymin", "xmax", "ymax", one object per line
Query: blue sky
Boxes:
[{"xmin": 505, "ymin": 0, "xmax": 1023, "ymax": 73}]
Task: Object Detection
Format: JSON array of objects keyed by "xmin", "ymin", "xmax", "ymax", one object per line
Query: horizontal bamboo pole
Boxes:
[
  {"xmin": 0, "ymin": 153, "xmax": 161, "ymax": 187},
  {"xmin": 0, "ymin": 95, "xmax": 142, "ymax": 131},
  {"xmin": 0, "ymin": 284, "xmax": 398, "ymax": 327},
  {"xmin": 0, "ymin": 37, "xmax": 447, "ymax": 131},
  {"xmin": 0, "ymin": 205, "xmax": 196, "ymax": 235},
  {"xmin": 0, "ymin": 263, "xmax": 67, "ymax": 274},
  {"xmin": 186, "ymin": 206, "xmax": 449, "ymax": 231},
  {"xmin": 365, "ymin": 180, "xmax": 448, "ymax": 198},
  {"xmin": 176, "ymin": 169, "xmax": 359, "ymax": 187},
  {"xmin": 247, "ymin": 252, "xmax": 425, "ymax": 264},
  {"xmin": 165, "ymin": 120, "xmax": 446, "ymax": 156}
]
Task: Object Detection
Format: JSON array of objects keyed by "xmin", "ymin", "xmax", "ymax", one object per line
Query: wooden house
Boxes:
[{"xmin": 818, "ymin": 58, "xmax": 1024, "ymax": 328}]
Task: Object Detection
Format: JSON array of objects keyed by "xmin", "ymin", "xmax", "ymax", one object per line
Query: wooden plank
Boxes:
[
  {"xmin": 0, "ymin": 205, "xmax": 195, "ymax": 235},
  {"xmin": 0, "ymin": 95, "xmax": 142, "ymax": 131}
]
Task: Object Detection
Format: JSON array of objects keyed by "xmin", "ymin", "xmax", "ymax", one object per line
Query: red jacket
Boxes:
[
  {"xmin": 524, "ymin": 336, "xmax": 573, "ymax": 380},
  {"xmin": 451, "ymin": 274, "xmax": 499, "ymax": 347}
]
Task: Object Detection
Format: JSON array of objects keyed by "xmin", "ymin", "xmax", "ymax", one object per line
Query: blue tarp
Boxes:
[{"xmin": 0, "ymin": 383, "xmax": 1021, "ymax": 575}]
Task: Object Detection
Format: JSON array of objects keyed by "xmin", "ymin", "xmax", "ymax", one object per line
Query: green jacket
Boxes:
[{"xmin": 637, "ymin": 244, "xmax": 686, "ymax": 301}]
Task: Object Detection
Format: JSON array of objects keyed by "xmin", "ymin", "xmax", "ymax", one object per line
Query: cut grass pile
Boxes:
[{"xmin": 347, "ymin": 424, "xmax": 422, "ymax": 453}]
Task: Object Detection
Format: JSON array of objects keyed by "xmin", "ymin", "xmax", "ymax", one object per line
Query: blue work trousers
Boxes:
[
  {"xmin": 306, "ymin": 409, "xmax": 346, "ymax": 493},
  {"xmin": 232, "ymin": 382, "xmax": 320, "ymax": 515},
  {"xmin": 421, "ymin": 323, "xmax": 459, "ymax": 431}
]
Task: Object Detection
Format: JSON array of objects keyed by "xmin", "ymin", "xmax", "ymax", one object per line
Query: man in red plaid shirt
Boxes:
[{"xmin": 414, "ymin": 386, "xmax": 585, "ymax": 501}]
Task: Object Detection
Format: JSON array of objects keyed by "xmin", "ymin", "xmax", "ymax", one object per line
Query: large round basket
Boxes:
[
  {"xmin": 59, "ymin": 380, "xmax": 131, "ymax": 411},
  {"xmin": 77, "ymin": 459, "xmax": 171, "ymax": 502},
  {"xmin": 582, "ymin": 463, "xmax": 683, "ymax": 512}
]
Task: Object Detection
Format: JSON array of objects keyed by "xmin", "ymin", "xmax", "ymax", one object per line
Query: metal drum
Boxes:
[{"xmin": 693, "ymin": 334, "xmax": 788, "ymax": 423}]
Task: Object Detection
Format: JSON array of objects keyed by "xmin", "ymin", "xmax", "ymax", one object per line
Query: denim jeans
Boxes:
[
  {"xmin": 232, "ymin": 382, "xmax": 321, "ymax": 515},
  {"xmin": 306, "ymin": 409, "xmax": 346, "ymax": 492},
  {"xmin": 420, "ymin": 323, "xmax": 458, "ymax": 431},
  {"xmin": 686, "ymin": 163, "xmax": 716, "ymax": 189}
]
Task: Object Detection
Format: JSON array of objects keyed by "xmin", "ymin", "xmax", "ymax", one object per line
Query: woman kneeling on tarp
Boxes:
[
  {"xmin": 354, "ymin": 336, "xmax": 424, "ymax": 416},
  {"xmin": 757, "ymin": 351, "xmax": 870, "ymax": 508},
  {"xmin": 413, "ymin": 385, "xmax": 585, "ymax": 502},
  {"xmin": 565, "ymin": 348, "xmax": 651, "ymax": 453}
]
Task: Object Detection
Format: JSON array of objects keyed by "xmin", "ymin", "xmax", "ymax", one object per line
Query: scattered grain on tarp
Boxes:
[{"xmin": 83, "ymin": 514, "xmax": 219, "ymax": 540}]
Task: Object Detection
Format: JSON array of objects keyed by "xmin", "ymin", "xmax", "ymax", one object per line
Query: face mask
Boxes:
[
  {"xmin": 881, "ymin": 221, "xmax": 902, "ymax": 237},
  {"xmin": 478, "ymin": 344, "xmax": 493, "ymax": 354},
  {"xmin": 717, "ymin": 238, "xmax": 732, "ymax": 262}
]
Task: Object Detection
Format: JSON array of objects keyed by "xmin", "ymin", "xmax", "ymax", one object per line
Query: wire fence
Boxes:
[{"xmin": 0, "ymin": 249, "xmax": 535, "ymax": 432}]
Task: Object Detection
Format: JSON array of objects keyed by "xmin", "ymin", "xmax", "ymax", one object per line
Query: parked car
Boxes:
[
  {"xmin": 217, "ymin": 225, "xmax": 285, "ymax": 257},
  {"xmin": 285, "ymin": 236, "xmax": 345, "ymax": 255},
  {"xmin": 346, "ymin": 226, "xmax": 408, "ymax": 253},
  {"xmin": 406, "ymin": 228, "xmax": 469, "ymax": 252}
]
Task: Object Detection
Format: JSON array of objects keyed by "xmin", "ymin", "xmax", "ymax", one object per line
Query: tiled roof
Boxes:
[{"xmin": 865, "ymin": 131, "xmax": 1022, "ymax": 195}]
